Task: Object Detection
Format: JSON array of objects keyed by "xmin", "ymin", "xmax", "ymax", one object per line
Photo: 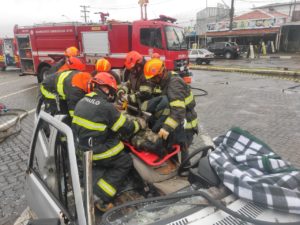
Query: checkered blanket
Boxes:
[{"xmin": 209, "ymin": 127, "xmax": 300, "ymax": 214}]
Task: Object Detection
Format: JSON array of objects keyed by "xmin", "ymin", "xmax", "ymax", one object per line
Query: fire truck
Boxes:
[
  {"xmin": 14, "ymin": 15, "xmax": 190, "ymax": 83},
  {"xmin": 0, "ymin": 38, "xmax": 19, "ymax": 71}
]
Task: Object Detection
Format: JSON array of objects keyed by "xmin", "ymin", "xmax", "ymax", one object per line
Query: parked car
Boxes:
[
  {"xmin": 188, "ymin": 48, "xmax": 214, "ymax": 65},
  {"xmin": 207, "ymin": 42, "xmax": 240, "ymax": 59}
]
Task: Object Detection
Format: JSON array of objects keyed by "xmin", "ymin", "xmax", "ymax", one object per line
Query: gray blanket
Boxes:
[{"xmin": 209, "ymin": 127, "xmax": 300, "ymax": 214}]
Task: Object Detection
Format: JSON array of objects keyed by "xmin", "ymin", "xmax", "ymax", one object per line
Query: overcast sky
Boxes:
[{"xmin": 0, "ymin": 0, "xmax": 290, "ymax": 37}]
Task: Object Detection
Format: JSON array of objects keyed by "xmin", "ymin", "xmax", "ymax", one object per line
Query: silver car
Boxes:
[
  {"xmin": 188, "ymin": 48, "xmax": 214, "ymax": 65},
  {"xmin": 24, "ymin": 112, "xmax": 300, "ymax": 225}
]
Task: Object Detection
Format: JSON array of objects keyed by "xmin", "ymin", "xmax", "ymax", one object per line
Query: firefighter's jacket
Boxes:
[
  {"xmin": 72, "ymin": 91, "xmax": 140, "ymax": 160},
  {"xmin": 120, "ymin": 64, "xmax": 154, "ymax": 104},
  {"xmin": 40, "ymin": 70, "xmax": 91, "ymax": 117},
  {"xmin": 160, "ymin": 72, "xmax": 198, "ymax": 134}
]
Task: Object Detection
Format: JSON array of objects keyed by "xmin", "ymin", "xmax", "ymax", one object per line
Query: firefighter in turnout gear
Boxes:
[
  {"xmin": 143, "ymin": 58, "xmax": 198, "ymax": 155},
  {"xmin": 72, "ymin": 72, "xmax": 145, "ymax": 212},
  {"xmin": 40, "ymin": 57, "xmax": 91, "ymax": 118},
  {"xmin": 47, "ymin": 46, "xmax": 80, "ymax": 75},
  {"xmin": 118, "ymin": 51, "xmax": 154, "ymax": 107},
  {"xmin": 91, "ymin": 58, "xmax": 121, "ymax": 85}
]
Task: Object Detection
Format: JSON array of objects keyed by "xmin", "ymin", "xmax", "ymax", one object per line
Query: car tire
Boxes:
[
  {"xmin": 37, "ymin": 66, "xmax": 51, "ymax": 83},
  {"xmin": 205, "ymin": 60, "xmax": 210, "ymax": 65},
  {"xmin": 1, "ymin": 66, "xmax": 6, "ymax": 71},
  {"xmin": 225, "ymin": 52, "xmax": 232, "ymax": 59},
  {"xmin": 196, "ymin": 58, "xmax": 202, "ymax": 65}
]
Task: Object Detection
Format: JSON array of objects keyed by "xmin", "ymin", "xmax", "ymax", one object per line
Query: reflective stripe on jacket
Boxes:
[
  {"xmin": 161, "ymin": 72, "xmax": 198, "ymax": 133},
  {"xmin": 72, "ymin": 91, "xmax": 139, "ymax": 158}
]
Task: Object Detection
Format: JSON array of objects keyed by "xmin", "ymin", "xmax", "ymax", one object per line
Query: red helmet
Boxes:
[
  {"xmin": 124, "ymin": 51, "xmax": 143, "ymax": 70},
  {"xmin": 64, "ymin": 46, "xmax": 79, "ymax": 57},
  {"xmin": 72, "ymin": 72, "xmax": 92, "ymax": 93},
  {"xmin": 92, "ymin": 72, "xmax": 118, "ymax": 91},
  {"xmin": 67, "ymin": 57, "xmax": 86, "ymax": 71},
  {"xmin": 95, "ymin": 58, "xmax": 111, "ymax": 72}
]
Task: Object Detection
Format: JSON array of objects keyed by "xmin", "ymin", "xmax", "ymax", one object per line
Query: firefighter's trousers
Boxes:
[{"xmin": 93, "ymin": 150, "xmax": 133, "ymax": 203}]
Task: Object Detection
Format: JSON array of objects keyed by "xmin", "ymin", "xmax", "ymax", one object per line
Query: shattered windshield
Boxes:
[
  {"xmin": 103, "ymin": 197, "xmax": 202, "ymax": 225},
  {"xmin": 101, "ymin": 188, "xmax": 209, "ymax": 225},
  {"xmin": 165, "ymin": 26, "xmax": 188, "ymax": 51}
]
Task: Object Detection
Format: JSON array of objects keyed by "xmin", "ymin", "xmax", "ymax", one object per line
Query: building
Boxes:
[
  {"xmin": 253, "ymin": 1, "xmax": 300, "ymax": 21},
  {"xmin": 203, "ymin": 9, "xmax": 289, "ymax": 50},
  {"xmin": 253, "ymin": 1, "xmax": 300, "ymax": 52},
  {"xmin": 196, "ymin": 4, "xmax": 230, "ymax": 35},
  {"xmin": 279, "ymin": 21, "xmax": 300, "ymax": 52},
  {"xmin": 186, "ymin": 4, "xmax": 230, "ymax": 48}
]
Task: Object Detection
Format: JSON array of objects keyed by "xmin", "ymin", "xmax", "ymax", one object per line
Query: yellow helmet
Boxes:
[
  {"xmin": 64, "ymin": 46, "xmax": 79, "ymax": 57},
  {"xmin": 95, "ymin": 58, "xmax": 111, "ymax": 72},
  {"xmin": 144, "ymin": 58, "xmax": 165, "ymax": 80}
]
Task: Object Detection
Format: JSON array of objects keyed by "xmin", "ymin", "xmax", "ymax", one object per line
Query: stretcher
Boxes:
[{"xmin": 124, "ymin": 142, "xmax": 180, "ymax": 166}]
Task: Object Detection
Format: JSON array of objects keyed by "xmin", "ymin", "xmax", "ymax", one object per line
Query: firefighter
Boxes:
[
  {"xmin": 118, "ymin": 51, "xmax": 153, "ymax": 107},
  {"xmin": 40, "ymin": 56, "xmax": 91, "ymax": 118},
  {"xmin": 91, "ymin": 58, "xmax": 121, "ymax": 85},
  {"xmin": 47, "ymin": 46, "xmax": 79, "ymax": 74},
  {"xmin": 72, "ymin": 72, "xmax": 146, "ymax": 212},
  {"xmin": 143, "ymin": 58, "xmax": 198, "ymax": 157}
]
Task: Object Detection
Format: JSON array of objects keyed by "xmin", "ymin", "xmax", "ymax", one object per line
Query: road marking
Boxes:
[
  {"xmin": 0, "ymin": 78, "xmax": 22, "ymax": 87},
  {"xmin": 0, "ymin": 86, "xmax": 37, "ymax": 100}
]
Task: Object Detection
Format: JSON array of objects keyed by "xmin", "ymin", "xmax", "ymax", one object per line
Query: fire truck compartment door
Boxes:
[{"xmin": 82, "ymin": 31, "xmax": 109, "ymax": 55}]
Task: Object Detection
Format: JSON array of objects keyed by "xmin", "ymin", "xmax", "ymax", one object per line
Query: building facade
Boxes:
[
  {"xmin": 196, "ymin": 4, "xmax": 230, "ymax": 35},
  {"xmin": 253, "ymin": 1, "xmax": 300, "ymax": 21},
  {"xmin": 205, "ymin": 9, "xmax": 289, "ymax": 46}
]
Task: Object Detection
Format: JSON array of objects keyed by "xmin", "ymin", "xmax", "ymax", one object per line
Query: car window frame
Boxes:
[{"xmin": 28, "ymin": 112, "xmax": 86, "ymax": 225}]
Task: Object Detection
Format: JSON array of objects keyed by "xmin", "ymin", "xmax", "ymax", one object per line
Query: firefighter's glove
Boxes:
[
  {"xmin": 117, "ymin": 89, "xmax": 126, "ymax": 100},
  {"xmin": 158, "ymin": 128, "xmax": 169, "ymax": 140},
  {"xmin": 136, "ymin": 117, "xmax": 147, "ymax": 130}
]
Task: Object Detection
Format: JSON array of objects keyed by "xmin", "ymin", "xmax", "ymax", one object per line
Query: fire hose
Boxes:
[
  {"xmin": 0, "ymin": 103, "xmax": 28, "ymax": 143},
  {"xmin": 190, "ymin": 86, "xmax": 208, "ymax": 97}
]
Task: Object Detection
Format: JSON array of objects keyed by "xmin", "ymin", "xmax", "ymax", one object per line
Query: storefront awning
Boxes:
[{"xmin": 201, "ymin": 27, "xmax": 280, "ymax": 38}]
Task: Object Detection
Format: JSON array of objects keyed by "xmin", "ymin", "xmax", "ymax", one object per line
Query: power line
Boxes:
[{"xmin": 80, "ymin": 5, "xmax": 90, "ymax": 23}]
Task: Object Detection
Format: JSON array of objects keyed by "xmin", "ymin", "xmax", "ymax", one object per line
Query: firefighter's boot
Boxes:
[{"xmin": 94, "ymin": 195, "xmax": 114, "ymax": 212}]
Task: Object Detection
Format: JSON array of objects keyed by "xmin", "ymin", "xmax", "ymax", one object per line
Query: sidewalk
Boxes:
[{"xmin": 190, "ymin": 53, "xmax": 300, "ymax": 81}]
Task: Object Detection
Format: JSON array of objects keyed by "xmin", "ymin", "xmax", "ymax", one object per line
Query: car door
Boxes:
[
  {"xmin": 189, "ymin": 49, "xmax": 198, "ymax": 62},
  {"xmin": 214, "ymin": 43, "xmax": 224, "ymax": 55},
  {"xmin": 26, "ymin": 112, "xmax": 87, "ymax": 225}
]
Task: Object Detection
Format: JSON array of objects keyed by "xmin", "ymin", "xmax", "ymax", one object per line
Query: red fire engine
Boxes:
[
  {"xmin": 0, "ymin": 38, "xmax": 19, "ymax": 71},
  {"xmin": 14, "ymin": 15, "xmax": 190, "ymax": 82}
]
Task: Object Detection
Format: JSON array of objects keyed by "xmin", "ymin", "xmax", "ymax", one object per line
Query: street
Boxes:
[
  {"xmin": 209, "ymin": 55, "xmax": 300, "ymax": 71},
  {"xmin": 1, "ymin": 69, "xmax": 300, "ymax": 224}
]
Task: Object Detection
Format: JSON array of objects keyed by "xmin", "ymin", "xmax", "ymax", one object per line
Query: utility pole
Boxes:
[
  {"xmin": 80, "ymin": 5, "xmax": 90, "ymax": 23},
  {"xmin": 138, "ymin": 0, "xmax": 149, "ymax": 20},
  {"xmin": 229, "ymin": 0, "xmax": 234, "ymax": 31},
  {"xmin": 292, "ymin": 0, "xmax": 297, "ymax": 21}
]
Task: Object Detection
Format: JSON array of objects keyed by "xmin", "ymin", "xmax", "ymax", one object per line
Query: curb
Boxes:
[
  {"xmin": 259, "ymin": 55, "xmax": 292, "ymax": 59},
  {"xmin": 190, "ymin": 65, "xmax": 300, "ymax": 78}
]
